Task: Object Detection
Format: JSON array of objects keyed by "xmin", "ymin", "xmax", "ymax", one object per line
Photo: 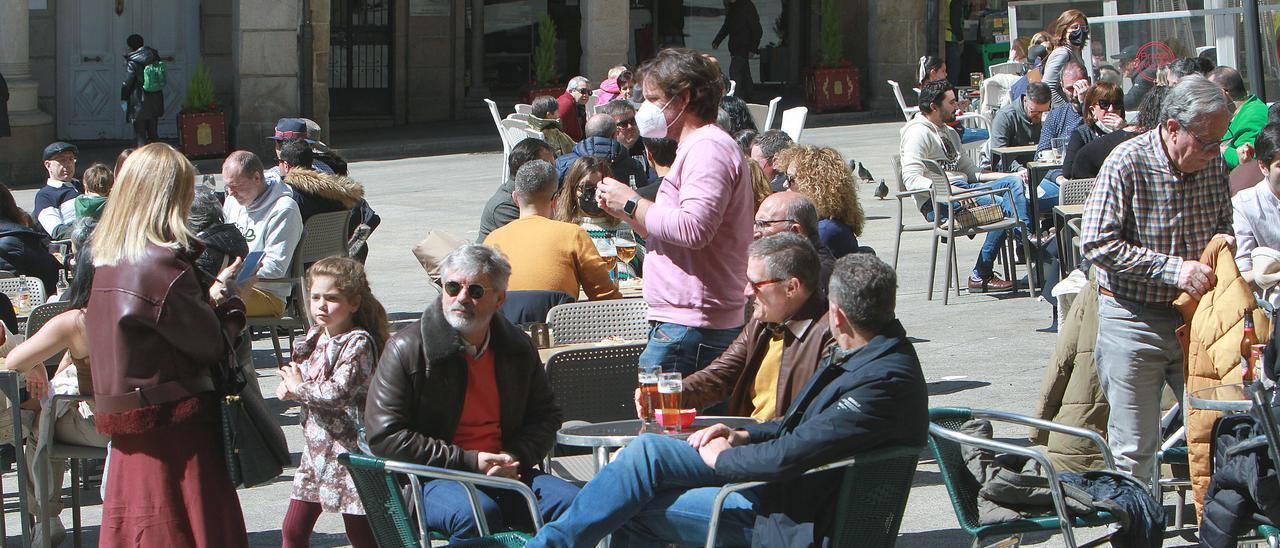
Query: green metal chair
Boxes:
[
  {"xmin": 705, "ymin": 444, "xmax": 924, "ymax": 547},
  {"xmin": 338, "ymin": 453, "xmax": 538, "ymax": 547},
  {"xmin": 928, "ymin": 407, "xmax": 1123, "ymax": 548}
]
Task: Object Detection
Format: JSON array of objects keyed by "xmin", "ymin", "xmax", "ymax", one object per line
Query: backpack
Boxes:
[{"xmin": 142, "ymin": 61, "xmax": 166, "ymax": 93}]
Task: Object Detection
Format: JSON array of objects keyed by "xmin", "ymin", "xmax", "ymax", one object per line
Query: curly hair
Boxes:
[
  {"xmin": 773, "ymin": 145, "xmax": 864, "ymax": 236},
  {"xmin": 748, "ymin": 160, "xmax": 771, "ymax": 210}
]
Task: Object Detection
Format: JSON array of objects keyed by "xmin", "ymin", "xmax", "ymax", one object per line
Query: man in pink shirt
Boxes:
[{"xmin": 595, "ymin": 48, "xmax": 754, "ymax": 376}]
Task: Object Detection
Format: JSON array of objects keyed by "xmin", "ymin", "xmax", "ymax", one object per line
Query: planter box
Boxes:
[
  {"xmin": 804, "ymin": 66, "xmax": 862, "ymax": 113},
  {"xmin": 178, "ymin": 111, "xmax": 227, "ymax": 159},
  {"xmin": 524, "ymin": 86, "xmax": 564, "ymax": 104}
]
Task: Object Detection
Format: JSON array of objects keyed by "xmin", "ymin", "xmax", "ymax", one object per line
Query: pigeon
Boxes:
[
  {"xmin": 875, "ymin": 178, "xmax": 889, "ymax": 200},
  {"xmin": 857, "ymin": 161, "xmax": 875, "ymax": 183}
]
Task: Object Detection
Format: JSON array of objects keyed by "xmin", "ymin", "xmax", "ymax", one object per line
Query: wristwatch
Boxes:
[{"xmin": 623, "ymin": 196, "xmax": 641, "ymax": 219}]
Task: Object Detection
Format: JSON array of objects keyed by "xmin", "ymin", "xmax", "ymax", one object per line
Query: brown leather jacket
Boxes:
[
  {"xmin": 363, "ymin": 297, "xmax": 561, "ymax": 472},
  {"xmin": 682, "ymin": 291, "xmax": 834, "ymax": 417},
  {"xmin": 86, "ymin": 243, "xmax": 245, "ymax": 425}
]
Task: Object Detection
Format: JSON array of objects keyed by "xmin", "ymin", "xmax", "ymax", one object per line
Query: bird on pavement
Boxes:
[
  {"xmin": 875, "ymin": 179, "xmax": 889, "ymax": 199},
  {"xmin": 857, "ymin": 161, "xmax": 875, "ymax": 183}
]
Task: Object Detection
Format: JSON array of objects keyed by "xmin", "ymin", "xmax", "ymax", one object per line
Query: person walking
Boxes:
[
  {"xmin": 278, "ymin": 257, "xmax": 388, "ymax": 548},
  {"xmin": 712, "ymin": 0, "xmax": 762, "ymax": 101},
  {"xmin": 120, "ymin": 34, "xmax": 164, "ymax": 147},
  {"xmin": 86, "ymin": 142, "xmax": 251, "ymax": 546}
]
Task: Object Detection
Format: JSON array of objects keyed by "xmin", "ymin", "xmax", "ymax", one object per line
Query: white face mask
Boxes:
[{"xmin": 636, "ymin": 98, "xmax": 684, "ymax": 138}]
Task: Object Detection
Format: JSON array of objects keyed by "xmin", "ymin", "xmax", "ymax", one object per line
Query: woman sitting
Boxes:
[
  {"xmin": 774, "ymin": 145, "xmax": 866, "ymax": 258},
  {"xmin": 555, "ymin": 156, "xmax": 645, "ymax": 279},
  {"xmin": 595, "ymin": 70, "xmax": 634, "ymax": 106},
  {"xmin": 0, "ymin": 184, "xmax": 61, "ymax": 295},
  {"xmin": 1061, "ymin": 81, "xmax": 1125, "ymax": 181}
]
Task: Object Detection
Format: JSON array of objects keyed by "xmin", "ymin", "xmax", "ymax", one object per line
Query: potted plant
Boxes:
[
  {"xmin": 178, "ymin": 59, "xmax": 228, "ymax": 159},
  {"xmin": 524, "ymin": 13, "xmax": 563, "ymax": 103},
  {"xmin": 803, "ymin": 0, "xmax": 861, "ymax": 112}
]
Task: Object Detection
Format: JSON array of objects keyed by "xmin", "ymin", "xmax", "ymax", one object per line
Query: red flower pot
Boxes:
[
  {"xmin": 804, "ymin": 66, "xmax": 862, "ymax": 113},
  {"xmin": 524, "ymin": 86, "xmax": 565, "ymax": 104},
  {"xmin": 178, "ymin": 111, "xmax": 228, "ymax": 159}
]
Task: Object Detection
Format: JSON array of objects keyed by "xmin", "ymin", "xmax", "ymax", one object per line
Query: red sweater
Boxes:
[
  {"xmin": 557, "ymin": 92, "xmax": 583, "ymax": 141},
  {"xmin": 454, "ymin": 350, "xmax": 503, "ymax": 453}
]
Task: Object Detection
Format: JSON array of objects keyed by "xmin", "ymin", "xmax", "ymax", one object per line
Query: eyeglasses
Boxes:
[
  {"xmin": 747, "ymin": 278, "xmax": 784, "ymax": 292},
  {"xmin": 1179, "ymin": 122, "xmax": 1229, "ymax": 153},
  {"xmin": 575, "ymin": 88, "xmax": 590, "ymax": 94},
  {"xmin": 753, "ymin": 218, "xmax": 796, "ymax": 229},
  {"xmin": 443, "ymin": 281, "xmax": 496, "ymax": 300}
]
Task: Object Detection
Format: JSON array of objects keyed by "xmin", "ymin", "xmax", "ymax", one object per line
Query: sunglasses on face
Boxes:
[
  {"xmin": 576, "ymin": 88, "xmax": 591, "ymax": 94},
  {"xmin": 1095, "ymin": 100, "xmax": 1120, "ymax": 111},
  {"xmin": 747, "ymin": 278, "xmax": 784, "ymax": 292},
  {"xmin": 443, "ymin": 281, "xmax": 495, "ymax": 300}
]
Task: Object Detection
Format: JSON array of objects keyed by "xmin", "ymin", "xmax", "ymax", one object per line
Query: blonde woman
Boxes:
[
  {"xmin": 86, "ymin": 143, "xmax": 251, "ymax": 546},
  {"xmin": 774, "ymin": 145, "xmax": 865, "ymax": 258}
]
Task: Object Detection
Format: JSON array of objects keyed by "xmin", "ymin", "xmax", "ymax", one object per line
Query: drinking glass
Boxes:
[
  {"xmin": 657, "ymin": 372, "xmax": 683, "ymax": 432},
  {"xmin": 969, "ymin": 72, "xmax": 983, "ymax": 88},
  {"xmin": 614, "ymin": 227, "xmax": 637, "ymax": 278},
  {"xmin": 594, "ymin": 236, "xmax": 618, "ymax": 281},
  {"xmin": 1051, "ymin": 137, "xmax": 1068, "ymax": 162},
  {"xmin": 637, "ymin": 364, "xmax": 659, "ymax": 423}
]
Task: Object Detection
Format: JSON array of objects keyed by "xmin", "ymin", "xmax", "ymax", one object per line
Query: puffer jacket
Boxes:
[
  {"xmin": 1200, "ymin": 412, "xmax": 1280, "ymax": 548},
  {"xmin": 553, "ymin": 136, "xmax": 646, "ymax": 186},
  {"xmin": 1176, "ymin": 238, "xmax": 1271, "ymax": 513},
  {"xmin": 1031, "ymin": 281, "xmax": 1110, "ymax": 472},
  {"xmin": 283, "ymin": 167, "xmax": 364, "ymax": 222},
  {"xmin": 120, "ymin": 45, "xmax": 163, "ymax": 122}
]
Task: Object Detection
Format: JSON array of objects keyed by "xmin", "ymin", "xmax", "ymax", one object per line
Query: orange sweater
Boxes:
[{"xmin": 484, "ymin": 215, "xmax": 623, "ymax": 301}]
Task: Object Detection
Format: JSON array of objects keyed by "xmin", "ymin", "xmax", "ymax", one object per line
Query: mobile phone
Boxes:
[{"xmin": 236, "ymin": 251, "xmax": 264, "ymax": 285}]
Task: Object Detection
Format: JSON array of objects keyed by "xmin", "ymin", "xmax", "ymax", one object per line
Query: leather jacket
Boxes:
[
  {"xmin": 682, "ymin": 290, "xmax": 833, "ymax": 417},
  {"xmin": 86, "ymin": 243, "xmax": 245, "ymax": 421},
  {"xmin": 364, "ymin": 297, "xmax": 561, "ymax": 472}
]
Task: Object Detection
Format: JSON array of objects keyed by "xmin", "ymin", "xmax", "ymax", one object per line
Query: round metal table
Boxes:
[
  {"xmin": 557, "ymin": 417, "xmax": 760, "ymax": 473},
  {"xmin": 1188, "ymin": 382, "xmax": 1254, "ymax": 413}
]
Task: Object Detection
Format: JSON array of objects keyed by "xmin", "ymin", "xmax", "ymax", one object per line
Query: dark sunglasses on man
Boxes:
[{"xmin": 443, "ymin": 281, "xmax": 495, "ymax": 300}]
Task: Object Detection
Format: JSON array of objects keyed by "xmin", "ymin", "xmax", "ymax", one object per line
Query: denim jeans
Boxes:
[
  {"xmin": 528, "ymin": 435, "xmax": 761, "ymax": 548},
  {"xmin": 957, "ymin": 126, "xmax": 990, "ymax": 144},
  {"xmin": 1039, "ymin": 175, "xmax": 1062, "ymax": 207},
  {"xmin": 420, "ymin": 469, "xmax": 579, "ymax": 543},
  {"xmin": 639, "ymin": 323, "xmax": 742, "ymax": 377},
  {"xmin": 923, "ymin": 175, "xmax": 1027, "ymax": 279}
]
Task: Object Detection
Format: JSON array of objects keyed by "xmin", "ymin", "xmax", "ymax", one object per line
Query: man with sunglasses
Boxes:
[
  {"xmin": 364, "ymin": 244, "xmax": 579, "ymax": 542},
  {"xmin": 556, "ymin": 76, "xmax": 591, "ymax": 141},
  {"xmin": 1081, "ymin": 75, "xmax": 1235, "ymax": 485}
]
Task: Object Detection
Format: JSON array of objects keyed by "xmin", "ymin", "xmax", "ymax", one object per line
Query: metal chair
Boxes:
[
  {"xmin": 1150, "ymin": 403, "xmax": 1190, "ymax": 530},
  {"xmin": 247, "ymin": 210, "xmax": 352, "ymax": 363},
  {"xmin": 887, "ymin": 80, "xmax": 919, "ymax": 122},
  {"xmin": 545, "ymin": 298, "xmax": 649, "ymax": 346},
  {"xmin": 26, "ymin": 301, "xmax": 71, "ymax": 369},
  {"xmin": 780, "ymin": 106, "xmax": 808, "ymax": 142},
  {"xmin": 888, "ymin": 154, "xmax": 935, "ymax": 271},
  {"xmin": 928, "ymin": 407, "xmax": 1122, "ymax": 547},
  {"xmin": 0, "ymin": 275, "xmax": 47, "ymax": 311},
  {"xmin": 1058, "ymin": 178, "xmax": 1096, "ymax": 207},
  {"xmin": 706, "ymin": 445, "xmax": 923, "ymax": 548},
  {"xmin": 0, "ymin": 371, "xmax": 33, "ymax": 544},
  {"xmin": 37, "ymin": 394, "xmax": 106, "ymax": 548},
  {"xmin": 339, "ymin": 452, "xmax": 539, "ymax": 547},
  {"xmin": 544, "ymin": 343, "xmax": 645, "ymax": 425}
]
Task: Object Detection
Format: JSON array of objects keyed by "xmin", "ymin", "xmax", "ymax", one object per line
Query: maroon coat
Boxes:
[{"xmin": 557, "ymin": 91, "xmax": 583, "ymax": 141}]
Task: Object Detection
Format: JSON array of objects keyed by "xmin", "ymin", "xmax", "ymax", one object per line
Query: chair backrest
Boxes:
[
  {"xmin": 746, "ymin": 102, "xmax": 769, "ymax": 131},
  {"xmin": 506, "ymin": 112, "xmax": 532, "ymax": 123},
  {"xmin": 764, "ymin": 96, "xmax": 782, "ymax": 130},
  {"xmin": 831, "ymin": 445, "xmax": 925, "ymax": 547},
  {"xmin": 25, "ymin": 301, "xmax": 70, "ymax": 340},
  {"xmin": 501, "ymin": 290, "xmax": 575, "ymax": 327},
  {"xmin": 988, "ymin": 61, "xmax": 1022, "ymax": 77},
  {"xmin": 546, "ymin": 298, "xmax": 649, "ymax": 345},
  {"xmin": 296, "ymin": 210, "xmax": 353, "ymax": 268},
  {"xmin": 0, "ymin": 276, "xmax": 46, "ymax": 312},
  {"xmin": 891, "ymin": 154, "xmax": 906, "ymax": 193},
  {"xmin": 887, "ymin": 80, "xmax": 915, "ymax": 122},
  {"xmin": 927, "ymin": 407, "xmax": 984, "ymax": 533},
  {"xmin": 545, "ymin": 343, "xmax": 644, "ymax": 423},
  {"xmin": 514, "ymin": 103, "xmax": 533, "ymax": 115},
  {"xmin": 499, "ymin": 118, "xmax": 533, "ymax": 148},
  {"xmin": 1058, "ymin": 178, "xmax": 1096, "ymax": 206},
  {"xmin": 339, "ymin": 453, "xmax": 420, "ymax": 548},
  {"xmin": 980, "ymin": 74, "xmax": 1019, "ymax": 119},
  {"xmin": 780, "ymin": 106, "xmax": 808, "ymax": 142},
  {"xmin": 484, "ymin": 98, "xmax": 509, "ymax": 151}
]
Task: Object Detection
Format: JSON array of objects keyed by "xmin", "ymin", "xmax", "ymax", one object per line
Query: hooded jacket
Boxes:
[
  {"xmin": 554, "ymin": 136, "xmax": 647, "ymax": 187},
  {"xmin": 899, "ymin": 113, "xmax": 977, "ymax": 210},
  {"xmin": 120, "ymin": 45, "xmax": 163, "ymax": 122},
  {"xmin": 222, "ymin": 179, "xmax": 303, "ymax": 301},
  {"xmin": 283, "ymin": 167, "xmax": 364, "ymax": 222},
  {"xmin": 527, "ymin": 116, "xmax": 576, "ymax": 156},
  {"xmin": 1031, "ymin": 281, "xmax": 1110, "ymax": 472},
  {"xmin": 1175, "ymin": 238, "xmax": 1271, "ymax": 514}
]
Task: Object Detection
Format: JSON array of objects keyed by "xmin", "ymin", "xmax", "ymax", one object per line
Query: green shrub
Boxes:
[{"xmin": 182, "ymin": 59, "xmax": 220, "ymax": 113}]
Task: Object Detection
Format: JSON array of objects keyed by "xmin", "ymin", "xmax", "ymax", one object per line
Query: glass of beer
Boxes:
[
  {"xmin": 970, "ymin": 72, "xmax": 983, "ymax": 88},
  {"xmin": 615, "ymin": 227, "xmax": 638, "ymax": 276},
  {"xmin": 638, "ymin": 364, "xmax": 659, "ymax": 423},
  {"xmin": 657, "ymin": 372, "xmax": 683, "ymax": 433}
]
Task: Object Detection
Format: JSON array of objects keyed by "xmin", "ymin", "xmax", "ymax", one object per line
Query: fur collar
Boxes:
[
  {"xmin": 419, "ymin": 296, "xmax": 524, "ymax": 364},
  {"xmin": 284, "ymin": 168, "xmax": 364, "ymax": 209}
]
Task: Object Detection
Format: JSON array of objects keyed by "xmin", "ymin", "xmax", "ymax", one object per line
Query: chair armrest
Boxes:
[
  {"xmin": 895, "ymin": 188, "xmax": 931, "ymax": 198},
  {"xmin": 971, "ymin": 409, "xmax": 1115, "ymax": 470},
  {"xmin": 384, "ymin": 460, "xmax": 543, "ymax": 536}
]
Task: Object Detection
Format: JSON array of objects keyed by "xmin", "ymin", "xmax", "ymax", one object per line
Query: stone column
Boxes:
[
  {"xmin": 581, "ymin": 0, "xmax": 629, "ymax": 83},
  {"xmin": 466, "ymin": 0, "xmax": 488, "ymax": 98},
  {"xmin": 232, "ymin": 0, "xmax": 301, "ymax": 156},
  {"xmin": 0, "ymin": 0, "xmax": 55, "ymax": 184},
  {"xmin": 865, "ymin": 0, "xmax": 927, "ymax": 111},
  {"xmin": 303, "ymin": 0, "xmax": 331, "ymax": 140}
]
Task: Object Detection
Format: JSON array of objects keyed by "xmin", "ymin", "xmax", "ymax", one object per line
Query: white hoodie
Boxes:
[
  {"xmin": 899, "ymin": 113, "xmax": 979, "ymax": 210},
  {"xmin": 222, "ymin": 179, "xmax": 303, "ymax": 301}
]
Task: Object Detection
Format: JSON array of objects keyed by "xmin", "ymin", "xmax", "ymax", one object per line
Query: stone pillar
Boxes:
[
  {"xmin": 581, "ymin": 0, "xmax": 629, "ymax": 83},
  {"xmin": 466, "ymin": 0, "xmax": 488, "ymax": 98},
  {"xmin": 232, "ymin": 0, "xmax": 301, "ymax": 156},
  {"xmin": 865, "ymin": 0, "xmax": 927, "ymax": 111},
  {"xmin": 0, "ymin": 0, "xmax": 55, "ymax": 184},
  {"xmin": 303, "ymin": 0, "xmax": 331, "ymax": 140}
]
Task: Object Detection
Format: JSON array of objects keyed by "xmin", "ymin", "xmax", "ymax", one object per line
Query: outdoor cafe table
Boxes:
[
  {"xmin": 557, "ymin": 417, "xmax": 760, "ymax": 474},
  {"xmin": 537, "ymin": 339, "xmax": 645, "ymax": 362},
  {"xmin": 1189, "ymin": 383, "xmax": 1254, "ymax": 414},
  {"xmin": 580, "ymin": 278, "xmax": 643, "ymax": 301},
  {"xmin": 991, "ymin": 145, "xmax": 1038, "ymax": 173}
]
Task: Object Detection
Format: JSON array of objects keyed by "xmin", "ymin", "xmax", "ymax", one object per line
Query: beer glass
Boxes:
[
  {"xmin": 970, "ymin": 72, "xmax": 983, "ymax": 88},
  {"xmin": 657, "ymin": 372, "xmax": 683, "ymax": 432},
  {"xmin": 638, "ymin": 364, "xmax": 659, "ymax": 423}
]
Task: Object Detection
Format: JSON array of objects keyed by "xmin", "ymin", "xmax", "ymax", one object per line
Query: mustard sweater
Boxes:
[{"xmin": 484, "ymin": 216, "xmax": 623, "ymax": 301}]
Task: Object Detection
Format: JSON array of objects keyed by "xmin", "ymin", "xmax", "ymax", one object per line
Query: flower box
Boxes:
[
  {"xmin": 804, "ymin": 66, "xmax": 862, "ymax": 113},
  {"xmin": 178, "ymin": 111, "xmax": 227, "ymax": 159},
  {"xmin": 524, "ymin": 86, "xmax": 564, "ymax": 104}
]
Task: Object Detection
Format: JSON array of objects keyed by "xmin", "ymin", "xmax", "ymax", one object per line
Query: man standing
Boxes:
[
  {"xmin": 364, "ymin": 245, "xmax": 579, "ymax": 542},
  {"xmin": 557, "ymin": 76, "xmax": 591, "ymax": 141},
  {"xmin": 594, "ymin": 48, "xmax": 755, "ymax": 377},
  {"xmin": 754, "ymin": 191, "xmax": 835, "ymax": 289},
  {"xmin": 120, "ymin": 34, "xmax": 163, "ymax": 147},
  {"xmin": 221, "ymin": 151, "xmax": 303, "ymax": 317},
  {"xmin": 750, "ymin": 129, "xmax": 794, "ymax": 191},
  {"xmin": 34, "ymin": 142, "xmax": 84, "ymax": 239},
  {"xmin": 989, "ymin": 82, "xmax": 1052, "ymax": 171},
  {"xmin": 1208, "ymin": 66, "xmax": 1268, "ymax": 169},
  {"xmin": 528, "ymin": 254, "xmax": 927, "ymax": 547},
  {"xmin": 1081, "ymin": 75, "xmax": 1234, "ymax": 482},
  {"xmin": 712, "ymin": 0, "xmax": 762, "ymax": 101}
]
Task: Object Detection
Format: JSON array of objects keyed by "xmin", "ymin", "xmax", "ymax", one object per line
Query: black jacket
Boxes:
[
  {"xmin": 1201, "ymin": 412, "xmax": 1280, "ymax": 548},
  {"xmin": 121, "ymin": 45, "xmax": 164, "ymax": 122},
  {"xmin": 554, "ymin": 137, "xmax": 647, "ymax": 188},
  {"xmin": 0, "ymin": 219, "xmax": 61, "ymax": 295},
  {"xmin": 713, "ymin": 0, "xmax": 763, "ymax": 56},
  {"xmin": 363, "ymin": 298, "xmax": 562, "ymax": 473},
  {"xmin": 0, "ymin": 70, "xmax": 10, "ymax": 138},
  {"xmin": 714, "ymin": 320, "xmax": 928, "ymax": 547}
]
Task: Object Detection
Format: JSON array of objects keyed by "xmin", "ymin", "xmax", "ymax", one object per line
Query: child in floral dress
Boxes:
[{"xmin": 277, "ymin": 257, "xmax": 389, "ymax": 548}]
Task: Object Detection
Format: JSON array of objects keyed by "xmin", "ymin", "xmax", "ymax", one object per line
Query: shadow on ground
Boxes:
[{"xmin": 928, "ymin": 380, "xmax": 991, "ymax": 396}]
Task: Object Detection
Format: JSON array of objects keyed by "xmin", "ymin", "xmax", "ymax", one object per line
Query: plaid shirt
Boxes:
[{"xmin": 1080, "ymin": 127, "xmax": 1233, "ymax": 304}]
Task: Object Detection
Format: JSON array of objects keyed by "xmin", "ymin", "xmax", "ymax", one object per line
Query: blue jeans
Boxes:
[
  {"xmin": 1039, "ymin": 174, "xmax": 1061, "ymax": 206},
  {"xmin": 420, "ymin": 469, "xmax": 579, "ymax": 542},
  {"xmin": 639, "ymin": 323, "xmax": 742, "ymax": 377},
  {"xmin": 957, "ymin": 126, "xmax": 989, "ymax": 144},
  {"xmin": 528, "ymin": 435, "xmax": 762, "ymax": 548},
  {"xmin": 923, "ymin": 175, "xmax": 1027, "ymax": 279}
]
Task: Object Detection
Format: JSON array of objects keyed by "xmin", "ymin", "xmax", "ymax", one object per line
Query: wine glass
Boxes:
[
  {"xmin": 595, "ymin": 236, "xmax": 618, "ymax": 281},
  {"xmin": 614, "ymin": 227, "xmax": 637, "ymax": 279}
]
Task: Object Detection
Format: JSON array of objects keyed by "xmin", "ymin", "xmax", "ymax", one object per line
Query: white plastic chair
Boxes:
[
  {"xmin": 957, "ymin": 112, "xmax": 992, "ymax": 168},
  {"xmin": 727, "ymin": 79, "xmax": 737, "ymax": 96},
  {"xmin": 484, "ymin": 98, "xmax": 513, "ymax": 183},
  {"xmin": 979, "ymin": 73, "xmax": 1019, "ymax": 120},
  {"xmin": 764, "ymin": 96, "xmax": 781, "ymax": 130},
  {"xmin": 888, "ymin": 80, "xmax": 919, "ymax": 122},
  {"xmin": 585, "ymin": 90, "xmax": 603, "ymax": 118},
  {"xmin": 499, "ymin": 118, "xmax": 535, "ymax": 148},
  {"xmin": 514, "ymin": 103, "xmax": 533, "ymax": 115},
  {"xmin": 746, "ymin": 102, "xmax": 769, "ymax": 130},
  {"xmin": 779, "ymin": 106, "xmax": 808, "ymax": 142},
  {"xmin": 988, "ymin": 61, "xmax": 1022, "ymax": 77},
  {"xmin": 506, "ymin": 112, "xmax": 532, "ymax": 123}
]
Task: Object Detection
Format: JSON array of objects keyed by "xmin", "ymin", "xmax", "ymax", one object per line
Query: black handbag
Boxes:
[{"xmin": 213, "ymin": 331, "xmax": 290, "ymax": 488}]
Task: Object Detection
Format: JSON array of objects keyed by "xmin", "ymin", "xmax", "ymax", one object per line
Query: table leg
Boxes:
[{"xmin": 594, "ymin": 446, "xmax": 609, "ymax": 475}]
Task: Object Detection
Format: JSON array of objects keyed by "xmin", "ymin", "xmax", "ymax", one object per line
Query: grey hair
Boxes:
[
  {"xmin": 225, "ymin": 150, "xmax": 264, "ymax": 178},
  {"xmin": 597, "ymin": 99, "xmax": 636, "ymax": 119},
  {"xmin": 828, "ymin": 254, "xmax": 897, "ymax": 331},
  {"xmin": 188, "ymin": 184, "xmax": 226, "ymax": 233},
  {"xmin": 749, "ymin": 232, "xmax": 820, "ymax": 293},
  {"xmin": 1162, "ymin": 74, "xmax": 1230, "ymax": 132},
  {"xmin": 778, "ymin": 193, "xmax": 821, "ymax": 245},
  {"xmin": 584, "ymin": 114, "xmax": 618, "ymax": 139},
  {"xmin": 512, "ymin": 159, "xmax": 557, "ymax": 202},
  {"xmin": 439, "ymin": 244, "xmax": 513, "ymax": 292},
  {"xmin": 566, "ymin": 76, "xmax": 589, "ymax": 92}
]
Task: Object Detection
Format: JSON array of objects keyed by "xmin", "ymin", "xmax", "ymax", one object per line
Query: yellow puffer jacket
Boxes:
[{"xmin": 1176, "ymin": 238, "xmax": 1270, "ymax": 514}]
